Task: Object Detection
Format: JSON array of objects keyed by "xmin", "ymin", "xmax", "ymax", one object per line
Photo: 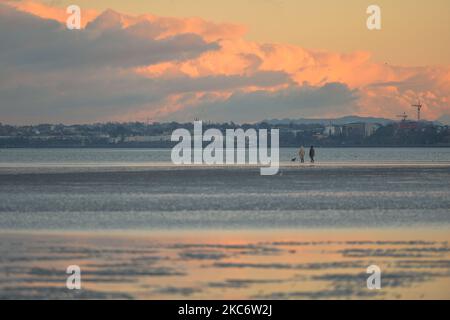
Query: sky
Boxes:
[{"xmin": 1, "ymin": 0, "xmax": 449, "ymax": 124}]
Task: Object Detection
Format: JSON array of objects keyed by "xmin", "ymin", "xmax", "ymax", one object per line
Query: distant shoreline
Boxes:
[{"xmin": 1, "ymin": 145, "xmax": 450, "ymax": 149}]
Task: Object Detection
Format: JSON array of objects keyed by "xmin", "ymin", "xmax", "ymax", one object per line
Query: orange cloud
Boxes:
[
  {"xmin": 6, "ymin": 0, "xmax": 98, "ymax": 27},
  {"xmin": 4, "ymin": 0, "xmax": 450, "ymax": 122}
]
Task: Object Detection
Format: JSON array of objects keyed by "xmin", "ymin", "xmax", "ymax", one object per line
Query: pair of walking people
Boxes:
[{"xmin": 298, "ymin": 146, "xmax": 315, "ymax": 163}]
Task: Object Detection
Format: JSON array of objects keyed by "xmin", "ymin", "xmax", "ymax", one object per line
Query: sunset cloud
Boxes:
[
  {"xmin": 5, "ymin": 0, "xmax": 98, "ymax": 26},
  {"xmin": 167, "ymin": 83, "xmax": 359, "ymax": 123},
  {"xmin": 0, "ymin": 1, "xmax": 449, "ymax": 124}
]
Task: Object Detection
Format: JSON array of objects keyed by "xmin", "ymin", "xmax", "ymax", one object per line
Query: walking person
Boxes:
[
  {"xmin": 299, "ymin": 146, "xmax": 305, "ymax": 163},
  {"xmin": 309, "ymin": 146, "xmax": 315, "ymax": 163}
]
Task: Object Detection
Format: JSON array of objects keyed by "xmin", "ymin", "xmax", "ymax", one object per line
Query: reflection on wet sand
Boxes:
[{"xmin": 0, "ymin": 229, "xmax": 449, "ymax": 299}]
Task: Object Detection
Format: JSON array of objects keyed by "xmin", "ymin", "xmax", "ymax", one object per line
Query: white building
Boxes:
[{"xmin": 323, "ymin": 125, "xmax": 341, "ymax": 136}]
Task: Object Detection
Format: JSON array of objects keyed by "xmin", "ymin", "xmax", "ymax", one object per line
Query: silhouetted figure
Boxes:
[
  {"xmin": 299, "ymin": 146, "xmax": 305, "ymax": 163},
  {"xmin": 309, "ymin": 146, "xmax": 315, "ymax": 163}
]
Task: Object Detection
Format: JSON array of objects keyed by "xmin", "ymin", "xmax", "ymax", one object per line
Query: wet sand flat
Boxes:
[
  {"xmin": 0, "ymin": 229, "xmax": 449, "ymax": 299},
  {"xmin": 0, "ymin": 165, "xmax": 449, "ymax": 229},
  {"xmin": 0, "ymin": 164, "xmax": 449, "ymax": 299}
]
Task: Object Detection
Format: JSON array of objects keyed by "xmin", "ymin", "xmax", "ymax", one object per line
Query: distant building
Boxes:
[
  {"xmin": 341, "ymin": 123, "xmax": 380, "ymax": 138},
  {"xmin": 364, "ymin": 123, "xmax": 381, "ymax": 137},
  {"xmin": 323, "ymin": 125, "xmax": 342, "ymax": 136},
  {"xmin": 397, "ymin": 120, "xmax": 418, "ymax": 129},
  {"xmin": 124, "ymin": 135, "xmax": 171, "ymax": 143},
  {"xmin": 341, "ymin": 123, "xmax": 365, "ymax": 138}
]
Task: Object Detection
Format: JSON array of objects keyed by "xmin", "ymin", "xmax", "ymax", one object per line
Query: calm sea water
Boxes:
[{"xmin": 0, "ymin": 147, "xmax": 449, "ymax": 166}]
